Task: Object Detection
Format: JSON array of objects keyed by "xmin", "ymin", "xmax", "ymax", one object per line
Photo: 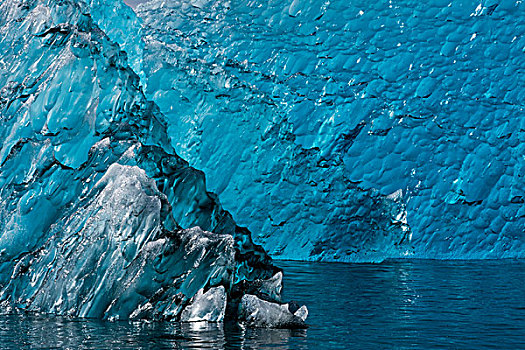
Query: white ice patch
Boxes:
[{"xmin": 180, "ymin": 286, "xmax": 227, "ymax": 322}]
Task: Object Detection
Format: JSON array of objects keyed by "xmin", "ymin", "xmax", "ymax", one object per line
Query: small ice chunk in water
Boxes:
[
  {"xmin": 238, "ymin": 294, "xmax": 308, "ymax": 328},
  {"xmin": 293, "ymin": 305, "xmax": 308, "ymax": 322}
]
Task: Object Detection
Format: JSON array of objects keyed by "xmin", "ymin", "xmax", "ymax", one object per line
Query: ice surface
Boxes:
[
  {"xmin": 180, "ymin": 286, "xmax": 227, "ymax": 322},
  {"xmin": 0, "ymin": 0, "xmax": 304, "ymax": 325},
  {"xmin": 238, "ymin": 294, "xmax": 307, "ymax": 328},
  {"xmin": 91, "ymin": 0, "xmax": 523, "ymax": 261}
]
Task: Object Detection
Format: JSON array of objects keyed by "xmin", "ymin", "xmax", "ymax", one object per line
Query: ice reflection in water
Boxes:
[{"xmin": 0, "ymin": 315, "xmax": 308, "ymax": 349}]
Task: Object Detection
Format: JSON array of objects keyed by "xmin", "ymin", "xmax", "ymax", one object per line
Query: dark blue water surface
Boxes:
[{"xmin": 1, "ymin": 260, "xmax": 525, "ymax": 349}]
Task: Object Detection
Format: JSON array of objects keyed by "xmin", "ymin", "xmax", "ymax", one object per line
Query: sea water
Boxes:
[{"xmin": 0, "ymin": 260, "xmax": 524, "ymax": 349}]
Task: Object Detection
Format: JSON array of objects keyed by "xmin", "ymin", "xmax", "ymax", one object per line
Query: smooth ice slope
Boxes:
[
  {"xmin": 103, "ymin": 0, "xmax": 523, "ymax": 261},
  {"xmin": 0, "ymin": 0, "xmax": 306, "ymax": 326}
]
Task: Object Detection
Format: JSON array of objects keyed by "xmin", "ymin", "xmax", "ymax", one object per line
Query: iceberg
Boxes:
[
  {"xmin": 0, "ymin": 0, "xmax": 306, "ymax": 326},
  {"xmin": 0, "ymin": 0, "xmax": 523, "ymax": 324}
]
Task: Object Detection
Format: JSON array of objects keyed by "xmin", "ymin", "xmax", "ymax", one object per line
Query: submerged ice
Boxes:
[{"xmin": 0, "ymin": 0, "xmax": 306, "ymax": 326}]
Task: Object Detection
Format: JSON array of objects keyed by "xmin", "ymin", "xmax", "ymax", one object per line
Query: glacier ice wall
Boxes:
[
  {"xmin": 100, "ymin": 0, "xmax": 523, "ymax": 261},
  {"xmin": 0, "ymin": 0, "xmax": 307, "ymax": 326}
]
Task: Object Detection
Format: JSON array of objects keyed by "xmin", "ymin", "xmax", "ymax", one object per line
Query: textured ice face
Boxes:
[
  {"xmin": 93, "ymin": 0, "xmax": 524, "ymax": 261},
  {"xmin": 101, "ymin": 0, "xmax": 409, "ymax": 262},
  {"xmin": 238, "ymin": 294, "xmax": 307, "ymax": 329},
  {"xmin": 3, "ymin": 164, "xmax": 236, "ymax": 319},
  {"xmin": 0, "ymin": 0, "xmax": 305, "ymax": 325},
  {"xmin": 180, "ymin": 286, "xmax": 228, "ymax": 322}
]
